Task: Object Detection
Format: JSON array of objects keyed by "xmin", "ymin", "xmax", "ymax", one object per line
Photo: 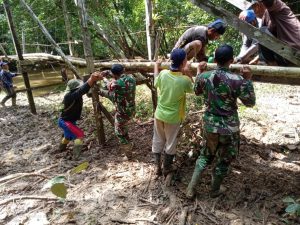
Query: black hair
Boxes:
[{"xmin": 214, "ymin": 44, "xmax": 234, "ymax": 66}]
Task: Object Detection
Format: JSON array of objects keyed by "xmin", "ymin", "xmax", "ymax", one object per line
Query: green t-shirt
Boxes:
[{"xmin": 154, "ymin": 69, "xmax": 193, "ymax": 124}]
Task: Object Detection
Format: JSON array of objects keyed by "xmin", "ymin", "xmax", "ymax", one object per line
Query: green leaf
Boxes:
[
  {"xmin": 43, "ymin": 176, "xmax": 66, "ymax": 190},
  {"xmin": 283, "ymin": 197, "xmax": 296, "ymax": 204},
  {"xmin": 51, "ymin": 183, "xmax": 67, "ymax": 199},
  {"xmin": 71, "ymin": 162, "xmax": 89, "ymax": 174},
  {"xmin": 285, "ymin": 204, "xmax": 300, "ymax": 214}
]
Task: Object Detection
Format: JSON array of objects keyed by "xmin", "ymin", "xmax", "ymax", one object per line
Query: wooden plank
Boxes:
[
  {"xmin": 190, "ymin": 0, "xmax": 300, "ymax": 66},
  {"xmin": 224, "ymin": 0, "xmax": 251, "ymax": 10}
]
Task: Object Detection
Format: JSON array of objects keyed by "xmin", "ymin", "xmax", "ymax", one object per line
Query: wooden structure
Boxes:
[
  {"xmin": 190, "ymin": 0, "xmax": 300, "ymax": 66},
  {"xmin": 3, "ymin": 0, "xmax": 36, "ymax": 114}
]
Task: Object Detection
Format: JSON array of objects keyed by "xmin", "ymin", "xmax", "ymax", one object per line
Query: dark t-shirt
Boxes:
[
  {"xmin": 174, "ymin": 26, "xmax": 208, "ymax": 49},
  {"xmin": 61, "ymin": 82, "xmax": 91, "ymax": 122}
]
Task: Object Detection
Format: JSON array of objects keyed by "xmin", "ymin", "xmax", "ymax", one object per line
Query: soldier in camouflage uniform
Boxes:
[
  {"xmin": 186, "ymin": 44, "xmax": 256, "ymax": 198},
  {"xmin": 99, "ymin": 64, "xmax": 136, "ymax": 159}
]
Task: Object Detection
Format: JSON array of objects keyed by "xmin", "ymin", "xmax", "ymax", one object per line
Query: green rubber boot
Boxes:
[
  {"xmin": 209, "ymin": 174, "xmax": 225, "ymax": 198},
  {"xmin": 154, "ymin": 153, "xmax": 162, "ymax": 176},
  {"xmin": 58, "ymin": 138, "xmax": 69, "ymax": 152},
  {"xmin": 186, "ymin": 166, "xmax": 202, "ymax": 199},
  {"xmin": 73, "ymin": 139, "xmax": 83, "ymax": 160},
  {"xmin": 163, "ymin": 154, "xmax": 175, "ymax": 176}
]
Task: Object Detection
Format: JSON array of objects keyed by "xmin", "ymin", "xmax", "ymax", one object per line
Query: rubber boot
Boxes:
[
  {"xmin": 209, "ymin": 174, "xmax": 225, "ymax": 198},
  {"xmin": 11, "ymin": 96, "xmax": 16, "ymax": 107},
  {"xmin": 58, "ymin": 138, "xmax": 69, "ymax": 152},
  {"xmin": 73, "ymin": 139, "xmax": 83, "ymax": 160},
  {"xmin": 186, "ymin": 165, "xmax": 202, "ymax": 199},
  {"xmin": 153, "ymin": 153, "xmax": 162, "ymax": 176},
  {"xmin": 120, "ymin": 142, "xmax": 133, "ymax": 160},
  {"xmin": 163, "ymin": 154, "xmax": 175, "ymax": 176}
]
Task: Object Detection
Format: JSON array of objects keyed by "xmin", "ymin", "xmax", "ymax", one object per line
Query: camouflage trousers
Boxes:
[
  {"xmin": 115, "ymin": 112, "xmax": 131, "ymax": 144},
  {"xmin": 195, "ymin": 131, "xmax": 240, "ymax": 179}
]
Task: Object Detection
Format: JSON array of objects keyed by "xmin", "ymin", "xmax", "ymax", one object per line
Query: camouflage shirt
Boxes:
[
  {"xmin": 194, "ymin": 67, "xmax": 255, "ymax": 134},
  {"xmin": 106, "ymin": 74, "xmax": 136, "ymax": 117}
]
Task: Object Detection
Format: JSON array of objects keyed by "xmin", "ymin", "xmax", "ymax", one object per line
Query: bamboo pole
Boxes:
[
  {"xmin": 19, "ymin": 0, "xmax": 82, "ymax": 79},
  {"xmin": 76, "ymin": 0, "xmax": 106, "ymax": 144},
  {"xmin": 62, "ymin": 0, "xmax": 75, "ymax": 56},
  {"xmin": 3, "ymin": 0, "xmax": 36, "ymax": 114}
]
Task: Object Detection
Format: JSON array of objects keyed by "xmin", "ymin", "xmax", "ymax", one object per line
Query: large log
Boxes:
[{"xmin": 5, "ymin": 53, "xmax": 300, "ymax": 84}]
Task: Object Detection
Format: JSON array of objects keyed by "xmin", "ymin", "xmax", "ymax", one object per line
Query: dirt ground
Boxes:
[{"xmin": 0, "ymin": 82, "xmax": 299, "ymax": 225}]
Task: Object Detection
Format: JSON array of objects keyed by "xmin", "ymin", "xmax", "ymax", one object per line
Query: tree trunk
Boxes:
[
  {"xmin": 20, "ymin": 0, "xmax": 81, "ymax": 79},
  {"xmin": 190, "ymin": 0, "xmax": 300, "ymax": 66},
  {"xmin": 62, "ymin": 0, "xmax": 75, "ymax": 56},
  {"xmin": 21, "ymin": 28, "xmax": 25, "ymax": 54},
  {"xmin": 76, "ymin": 0, "xmax": 106, "ymax": 144},
  {"xmin": 3, "ymin": 0, "xmax": 36, "ymax": 114},
  {"xmin": 0, "ymin": 43, "xmax": 8, "ymax": 57},
  {"xmin": 144, "ymin": 0, "xmax": 155, "ymax": 60}
]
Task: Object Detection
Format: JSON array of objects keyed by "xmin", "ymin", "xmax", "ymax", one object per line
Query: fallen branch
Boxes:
[
  {"xmin": 110, "ymin": 217, "xmax": 160, "ymax": 225},
  {"xmin": 0, "ymin": 196, "xmax": 61, "ymax": 206},
  {"xmin": 0, "ymin": 163, "xmax": 57, "ymax": 183},
  {"xmin": 0, "ymin": 173, "xmax": 49, "ymax": 188}
]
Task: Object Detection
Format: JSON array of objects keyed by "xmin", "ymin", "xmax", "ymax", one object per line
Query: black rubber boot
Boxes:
[
  {"xmin": 209, "ymin": 174, "xmax": 225, "ymax": 198},
  {"xmin": 163, "ymin": 154, "xmax": 175, "ymax": 176},
  {"xmin": 154, "ymin": 153, "xmax": 162, "ymax": 176}
]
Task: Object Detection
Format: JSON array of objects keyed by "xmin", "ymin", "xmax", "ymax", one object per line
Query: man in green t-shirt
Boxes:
[{"xmin": 152, "ymin": 49, "xmax": 193, "ymax": 177}]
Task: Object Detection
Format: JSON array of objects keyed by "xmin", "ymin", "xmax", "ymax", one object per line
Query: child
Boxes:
[
  {"xmin": 58, "ymin": 72, "xmax": 103, "ymax": 159},
  {"xmin": 152, "ymin": 49, "xmax": 194, "ymax": 176},
  {"xmin": 0, "ymin": 62, "xmax": 19, "ymax": 107}
]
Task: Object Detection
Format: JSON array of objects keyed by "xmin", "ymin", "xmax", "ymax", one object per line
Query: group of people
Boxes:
[{"xmin": 1, "ymin": 0, "xmax": 297, "ymax": 198}]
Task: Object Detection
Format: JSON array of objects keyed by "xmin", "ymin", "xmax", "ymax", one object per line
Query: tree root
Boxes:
[{"xmin": 0, "ymin": 196, "xmax": 61, "ymax": 206}]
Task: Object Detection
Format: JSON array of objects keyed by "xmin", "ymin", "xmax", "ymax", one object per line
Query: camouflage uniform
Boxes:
[
  {"xmin": 101, "ymin": 74, "xmax": 136, "ymax": 144},
  {"xmin": 187, "ymin": 67, "xmax": 255, "ymax": 197}
]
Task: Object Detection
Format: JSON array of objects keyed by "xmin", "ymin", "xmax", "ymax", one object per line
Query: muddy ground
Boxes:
[{"xmin": 0, "ymin": 83, "xmax": 299, "ymax": 225}]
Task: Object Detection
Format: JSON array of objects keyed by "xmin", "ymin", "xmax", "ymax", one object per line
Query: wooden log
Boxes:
[
  {"xmin": 224, "ymin": 0, "xmax": 251, "ymax": 10},
  {"xmin": 76, "ymin": 0, "xmax": 106, "ymax": 144},
  {"xmin": 3, "ymin": 0, "xmax": 37, "ymax": 114},
  {"xmin": 19, "ymin": 0, "xmax": 82, "ymax": 79},
  {"xmin": 190, "ymin": 0, "xmax": 300, "ymax": 66}
]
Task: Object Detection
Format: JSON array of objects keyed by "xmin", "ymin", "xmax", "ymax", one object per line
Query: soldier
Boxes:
[
  {"xmin": 58, "ymin": 72, "xmax": 103, "ymax": 159},
  {"xmin": 173, "ymin": 19, "xmax": 226, "ymax": 62},
  {"xmin": 152, "ymin": 49, "xmax": 193, "ymax": 177},
  {"xmin": 186, "ymin": 44, "xmax": 256, "ymax": 198},
  {"xmin": 99, "ymin": 64, "xmax": 136, "ymax": 160},
  {"xmin": 0, "ymin": 62, "xmax": 19, "ymax": 107}
]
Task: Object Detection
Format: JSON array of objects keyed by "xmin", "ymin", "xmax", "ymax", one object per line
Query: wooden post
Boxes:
[
  {"xmin": 62, "ymin": 0, "xmax": 75, "ymax": 56},
  {"xmin": 144, "ymin": 0, "xmax": 154, "ymax": 60},
  {"xmin": 76, "ymin": 0, "xmax": 106, "ymax": 144},
  {"xmin": 3, "ymin": 0, "xmax": 36, "ymax": 114},
  {"xmin": 190, "ymin": 0, "xmax": 300, "ymax": 66},
  {"xmin": 20, "ymin": 0, "xmax": 82, "ymax": 79}
]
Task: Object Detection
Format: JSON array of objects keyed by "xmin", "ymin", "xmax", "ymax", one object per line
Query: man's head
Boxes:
[
  {"xmin": 169, "ymin": 48, "xmax": 187, "ymax": 71},
  {"xmin": 111, "ymin": 64, "xmax": 124, "ymax": 78},
  {"xmin": 250, "ymin": 0, "xmax": 266, "ymax": 18},
  {"xmin": 207, "ymin": 19, "xmax": 226, "ymax": 40},
  {"xmin": 214, "ymin": 44, "xmax": 234, "ymax": 67},
  {"xmin": 0, "ymin": 62, "xmax": 9, "ymax": 70},
  {"xmin": 239, "ymin": 10, "xmax": 257, "ymax": 26},
  {"xmin": 66, "ymin": 79, "xmax": 84, "ymax": 92}
]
